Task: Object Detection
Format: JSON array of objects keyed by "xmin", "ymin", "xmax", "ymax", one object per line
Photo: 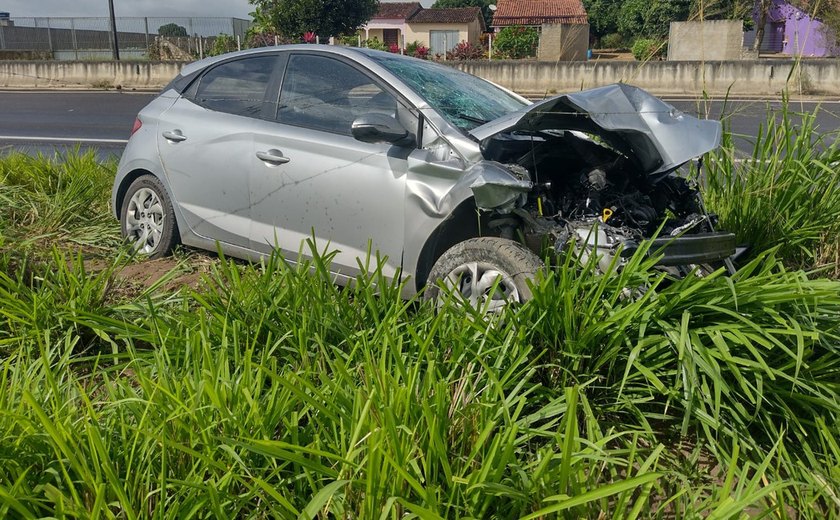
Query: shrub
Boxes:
[
  {"xmin": 493, "ymin": 25, "xmax": 539, "ymax": 59},
  {"xmin": 446, "ymin": 41, "xmax": 486, "ymax": 60},
  {"xmin": 338, "ymin": 34, "xmax": 361, "ymax": 46},
  {"xmin": 599, "ymin": 32, "xmax": 626, "ymax": 49},
  {"xmin": 362, "ymin": 36, "xmax": 387, "ymax": 51},
  {"xmin": 631, "ymin": 38, "xmax": 661, "ymax": 60},
  {"xmin": 405, "ymin": 40, "xmax": 430, "ymax": 59},
  {"xmin": 208, "ymin": 34, "xmax": 236, "ymax": 57},
  {"xmin": 246, "ymin": 32, "xmax": 294, "ymax": 48}
]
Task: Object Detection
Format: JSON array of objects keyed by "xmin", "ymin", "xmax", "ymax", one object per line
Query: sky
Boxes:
[{"xmin": 0, "ymin": 0, "xmax": 433, "ymax": 19}]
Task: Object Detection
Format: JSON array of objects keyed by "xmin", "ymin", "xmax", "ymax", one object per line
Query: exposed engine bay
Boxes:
[{"xmin": 477, "ymin": 129, "xmax": 736, "ymax": 271}]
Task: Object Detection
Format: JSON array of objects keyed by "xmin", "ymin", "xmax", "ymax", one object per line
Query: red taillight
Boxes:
[{"xmin": 130, "ymin": 117, "xmax": 142, "ymax": 137}]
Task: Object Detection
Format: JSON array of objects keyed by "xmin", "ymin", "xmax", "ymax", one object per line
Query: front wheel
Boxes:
[
  {"xmin": 120, "ymin": 175, "xmax": 179, "ymax": 258},
  {"xmin": 424, "ymin": 237, "xmax": 544, "ymax": 312}
]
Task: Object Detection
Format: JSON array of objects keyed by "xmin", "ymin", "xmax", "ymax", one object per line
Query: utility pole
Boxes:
[{"xmin": 108, "ymin": 0, "xmax": 120, "ymax": 60}]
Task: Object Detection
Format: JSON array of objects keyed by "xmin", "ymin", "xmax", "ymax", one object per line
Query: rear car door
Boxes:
[
  {"xmin": 156, "ymin": 54, "xmax": 280, "ymax": 248},
  {"xmin": 249, "ymin": 52, "xmax": 413, "ymax": 281}
]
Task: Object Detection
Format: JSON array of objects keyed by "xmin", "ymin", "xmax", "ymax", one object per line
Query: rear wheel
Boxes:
[
  {"xmin": 424, "ymin": 237, "xmax": 543, "ymax": 312},
  {"xmin": 120, "ymin": 175, "xmax": 179, "ymax": 258}
]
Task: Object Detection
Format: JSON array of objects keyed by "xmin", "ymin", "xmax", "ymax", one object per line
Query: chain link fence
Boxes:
[{"xmin": 0, "ymin": 17, "xmax": 251, "ymax": 60}]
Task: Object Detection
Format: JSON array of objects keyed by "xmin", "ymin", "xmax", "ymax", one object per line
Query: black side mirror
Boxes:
[{"xmin": 351, "ymin": 114, "xmax": 414, "ymax": 146}]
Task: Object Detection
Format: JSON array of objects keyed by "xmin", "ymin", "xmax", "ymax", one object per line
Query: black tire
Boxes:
[
  {"xmin": 424, "ymin": 237, "xmax": 544, "ymax": 310},
  {"xmin": 120, "ymin": 175, "xmax": 179, "ymax": 259}
]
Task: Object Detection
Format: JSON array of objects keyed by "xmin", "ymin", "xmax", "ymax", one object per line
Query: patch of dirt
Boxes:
[
  {"xmin": 591, "ymin": 50, "xmax": 636, "ymax": 61},
  {"xmin": 84, "ymin": 249, "xmax": 220, "ymax": 300}
]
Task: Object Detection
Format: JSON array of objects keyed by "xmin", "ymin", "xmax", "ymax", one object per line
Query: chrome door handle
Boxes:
[
  {"xmin": 162, "ymin": 130, "xmax": 187, "ymax": 142},
  {"xmin": 256, "ymin": 149, "xmax": 291, "ymax": 164}
]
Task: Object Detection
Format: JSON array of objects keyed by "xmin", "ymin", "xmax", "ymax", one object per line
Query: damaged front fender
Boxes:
[
  {"xmin": 466, "ymin": 161, "xmax": 532, "ymax": 213},
  {"xmin": 406, "ymin": 157, "xmax": 532, "ymax": 217}
]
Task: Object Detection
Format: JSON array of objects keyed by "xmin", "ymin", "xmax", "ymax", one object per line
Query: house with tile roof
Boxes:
[
  {"xmin": 491, "ymin": 0, "xmax": 588, "ymax": 29},
  {"xmin": 361, "ymin": 2, "xmax": 485, "ymax": 55},
  {"xmin": 487, "ymin": 0, "xmax": 590, "ymax": 61}
]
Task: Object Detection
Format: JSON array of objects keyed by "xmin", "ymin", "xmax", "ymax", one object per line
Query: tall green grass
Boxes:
[
  {"xmin": 0, "ymin": 150, "xmax": 119, "ymax": 252},
  {"xmin": 703, "ymin": 102, "xmax": 840, "ymax": 274},
  {"xmin": 1, "ymin": 119, "xmax": 839, "ymax": 517},
  {"xmin": 1, "ymin": 244, "xmax": 839, "ymax": 518}
]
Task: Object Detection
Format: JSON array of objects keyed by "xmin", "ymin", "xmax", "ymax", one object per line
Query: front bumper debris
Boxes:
[{"xmin": 625, "ymin": 232, "xmax": 737, "ymax": 266}]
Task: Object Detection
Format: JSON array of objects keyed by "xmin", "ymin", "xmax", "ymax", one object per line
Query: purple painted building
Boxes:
[{"xmin": 744, "ymin": 0, "xmax": 838, "ymax": 57}]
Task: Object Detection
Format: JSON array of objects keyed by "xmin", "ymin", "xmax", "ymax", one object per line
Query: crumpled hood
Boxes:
[{"xmin": 471, "ymin": 83, "xmax": 722, "ymax": 175}]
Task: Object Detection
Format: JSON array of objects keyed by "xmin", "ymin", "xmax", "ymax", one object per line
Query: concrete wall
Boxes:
[
  {"xmin": 538, "ymin": 23, "xmax": 588, "ymax": 61},
  {"xmin": 2, "ymin": 59, "xmax": 840, "ymax": 96},
  {"xmin": 668, "ymin": 21, "xmax": 744, "ymax": 61},
  {"xmin": 0, "ymin": 60, "xmax": 183, "ymax": 89},
  {"xmin": 365, "ymin": 28, "xmax": 385, "ymax": 41},
  {"xmin": 454, "ymin": 59, "xmax": 840, "ymax": 97}
]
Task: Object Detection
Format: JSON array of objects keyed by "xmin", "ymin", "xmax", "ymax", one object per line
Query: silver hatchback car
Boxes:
[{"xmin": 113, "ymin": 45, "xmax": 735, "ymax": 305}]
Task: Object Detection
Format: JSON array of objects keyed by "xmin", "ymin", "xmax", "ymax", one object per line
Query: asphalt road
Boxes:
[
  {"xmin": 1, "ymin": 91, "xmax": 838, "ymax": 159},
  {"xmin": 0, "ymin": 91, "xmax": 151, "ymax": 159}
]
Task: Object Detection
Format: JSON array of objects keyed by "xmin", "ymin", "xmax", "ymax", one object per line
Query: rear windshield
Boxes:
[{"xmin": 365, "ymin": 51, "xmax": 528, "ymax": 132}]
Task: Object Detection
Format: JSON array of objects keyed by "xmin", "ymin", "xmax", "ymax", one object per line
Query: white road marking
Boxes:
[
  {"xmin": 0, "ymin": 135, "xmax": 129, "ymax": 144},
  {"xmin": 663, "ymin": 98, "xmax": 840, "ymax": 104}
]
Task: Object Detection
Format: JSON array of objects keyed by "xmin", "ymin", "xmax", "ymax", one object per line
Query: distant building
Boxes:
[
  {"xmin": 361, "ymin": 2, "xmax": 485, "ymax": 55},
  {"xmin": 490, "ymin": 0, "xmax": 588, "ymax": 30},
  {"xmin": 489, "ymin": 0, "xmax": 589, "ymax": 61},
  {"xmin": 744, "ymin": 0, "xmax": 838, "ymax": 57}
]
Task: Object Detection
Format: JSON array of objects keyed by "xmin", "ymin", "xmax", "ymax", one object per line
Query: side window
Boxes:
[
  {"xmin": 192, "ymin": 56, "xmax": 276, "ymax": 117},
  {"xmin": 277, "ymin": 54, "xmax": 399, "ymax": 136}
]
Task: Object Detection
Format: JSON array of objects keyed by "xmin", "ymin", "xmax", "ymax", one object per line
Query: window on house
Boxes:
[{"xmin": 429, "ymin": 30, "xmax": 460, "ymax": 56}]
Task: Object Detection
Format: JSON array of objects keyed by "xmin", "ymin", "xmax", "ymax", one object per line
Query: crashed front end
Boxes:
[{"xmin": 468, "ymin": 84, "xmax": 736, "ymax": 271}]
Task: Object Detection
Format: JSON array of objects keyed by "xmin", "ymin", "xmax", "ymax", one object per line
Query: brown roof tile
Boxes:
[
  {"xmin": 492, "ymin": 0, "xmax": 588, "ymax": 26},
  {"xmin": 373, "ymin": 2, "xmax": 423, "ymax": 20},
  {"xmin": 409, "ymin": 7, "xmax": 485, "ymax": 30}
]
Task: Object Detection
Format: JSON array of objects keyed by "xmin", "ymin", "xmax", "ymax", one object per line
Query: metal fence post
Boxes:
[
  {"xmin": 144, "ymin": 17, "xmax": 150, "ymax": 52},
  {"xmin": 71, "ymin": 18, "xmax": 79, "ymax": 60},
  {"xmin": 46, "ymin": 18, "xmax": 53, "ymax": 52}
]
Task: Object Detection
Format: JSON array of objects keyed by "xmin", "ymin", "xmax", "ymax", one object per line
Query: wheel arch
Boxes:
[
  {"xmin": 414, "ymin": 198, "xmax": 491, "ymax": 292},
  {"xmin": 113, "ymin": 167, "xmax": 190, "ymax": 247},
  {"xmin": 113, "ymin": 168, "xmax": 154, "ymax": 218}
]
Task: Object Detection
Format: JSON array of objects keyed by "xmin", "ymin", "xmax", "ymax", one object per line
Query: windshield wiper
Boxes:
[{"xmin": 456, "ymin": 113, "xmax": 488, "ymax": 124}]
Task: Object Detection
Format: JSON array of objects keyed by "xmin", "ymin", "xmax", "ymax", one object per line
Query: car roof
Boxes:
[{"xmin": 177, "ymin": 44, "xmax": 402, "ymax": 77}]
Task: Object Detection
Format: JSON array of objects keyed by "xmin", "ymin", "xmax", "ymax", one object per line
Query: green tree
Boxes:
[
  {"xmin": 689, "ymin": 0, "xmax": 753, "ymax": 24},
  {"xmin": 432, "ymin": 0, "xmax": 493, "ymax": 28},
  {"xmin": 618, "ymin": 0, "xmax": 690, "ymax": 39},
  {"xmin": 493, "ymin": 25, "xmax": 539, "ymax": 59},
  {"xmin": 158, "ymin": 23, "xmax": 188, "ymax": 37},
  {"xmin": 644, "ymin": 0, "xmax": 691, "ymax": 37},
  {"xmin": 248, "ymin": 0, "xmax": 378, "ymax": 39},
  {"xmin": 582, "ymin": 0, "xmax": 621, "ymax": 39},
  {"xmin": 617, "ymin": 0, "xmax": 647, "ymax": 38}
]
